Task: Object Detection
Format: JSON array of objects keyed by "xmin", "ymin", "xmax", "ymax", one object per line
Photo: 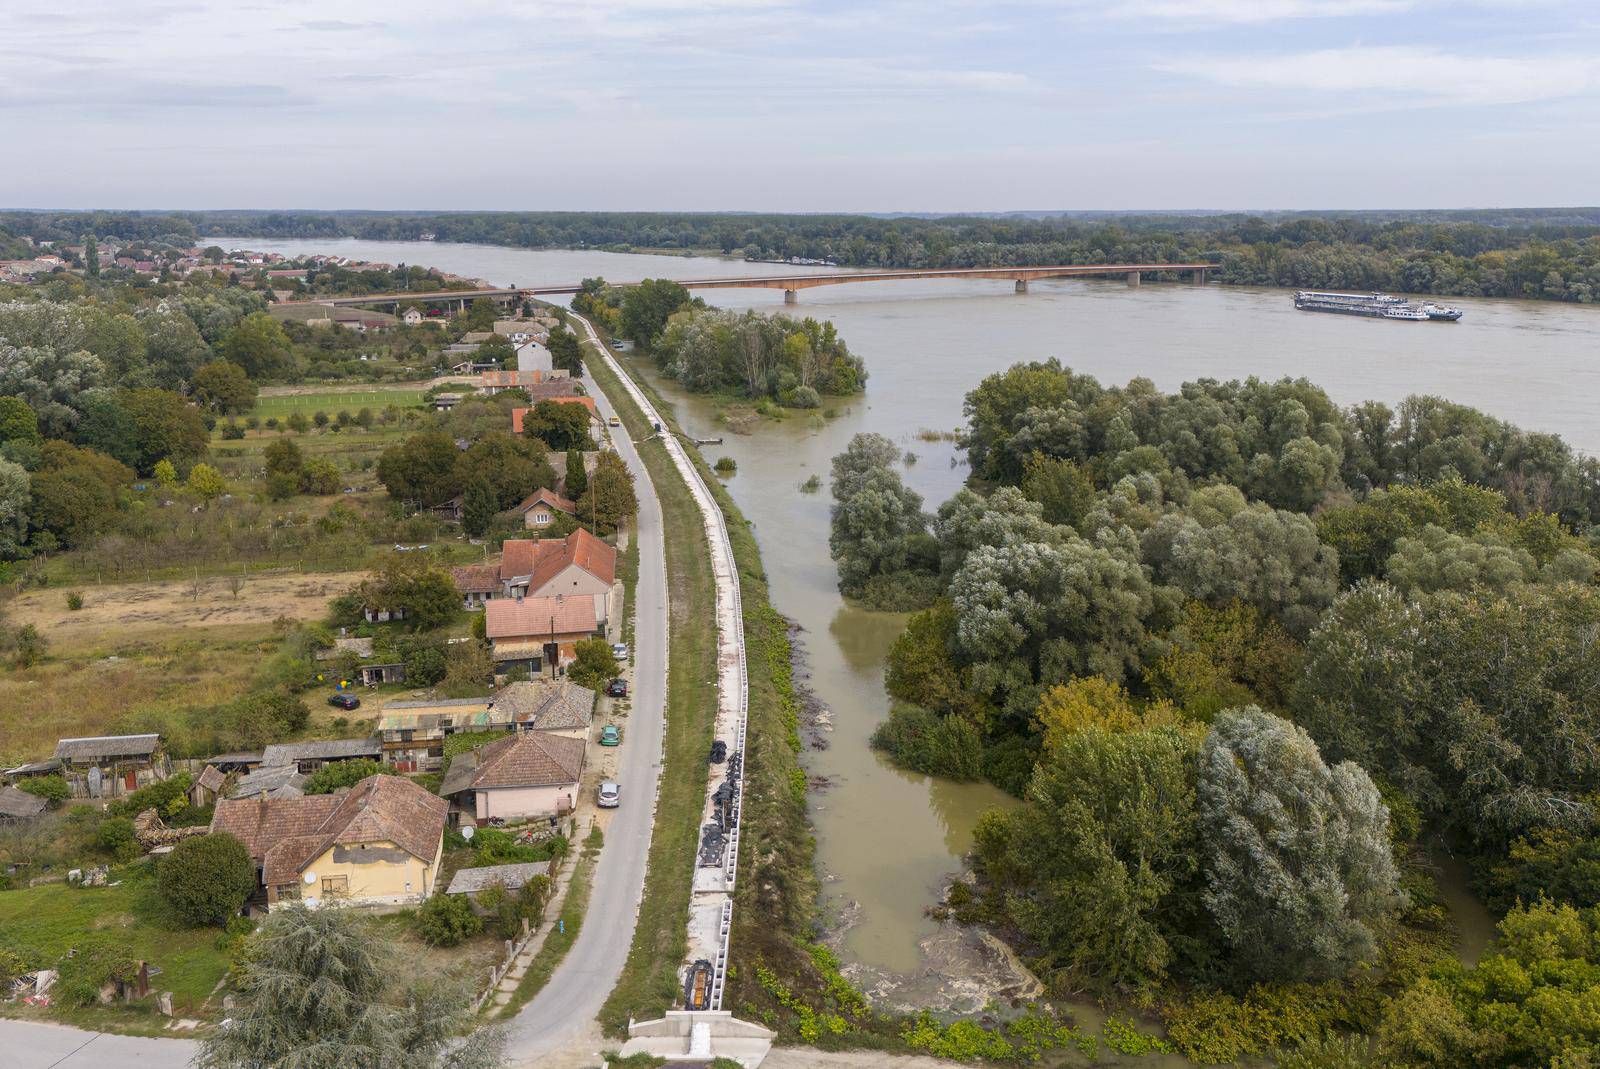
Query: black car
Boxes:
[
  {"xmin": 328, "ymin": 692, "xmax": 361, "ymax": 711},
  {"xmin": 709, "ymin": 740, "xmax": 728, "ymax": 764},
  {"xmin": 606, "ymin": 678, "xmax": 628, "ymax": 698}
]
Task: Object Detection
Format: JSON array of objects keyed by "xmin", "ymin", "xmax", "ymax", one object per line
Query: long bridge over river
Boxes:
[{"xmin": 276, "ymin": 261, "xmax": 1217, "ymax": 311}]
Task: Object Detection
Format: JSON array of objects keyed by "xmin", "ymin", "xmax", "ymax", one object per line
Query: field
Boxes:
[
  {"xmin": 0, "ymin": 863, "xmax": 233, "ymax": 1024},
  {"xmin": 250, "ymin": 384, "xmax": 428, "ymax": 419}
]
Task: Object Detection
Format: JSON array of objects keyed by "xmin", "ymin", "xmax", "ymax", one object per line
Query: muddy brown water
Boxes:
[{"xmin": 232, "ymin": 239, "xmax": 1574, "ymax": 1033}]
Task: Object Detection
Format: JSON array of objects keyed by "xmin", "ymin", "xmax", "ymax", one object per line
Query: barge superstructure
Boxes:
[{"xmin": 1294, "ymin": 290, "xmax": 1462, "ymax": 321}]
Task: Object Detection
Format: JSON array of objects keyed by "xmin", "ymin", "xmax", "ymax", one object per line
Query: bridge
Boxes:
[{"xmin": 275, "ymin": 262, "xmax": 1217, "ymax": 311}]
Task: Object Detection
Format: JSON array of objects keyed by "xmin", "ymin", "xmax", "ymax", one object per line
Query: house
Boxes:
[
  {"xmin": 260, "ymin": 739, "xmax": 381, "ymax": 774},
  {"xmin": 514, "ymin": 341, "xmax": 552, "ymax": 372},
  {"xmin": 2, "ymin": 758, "xmax": 63, "ymax": 783},
  {"xmin": 493, "ymin": 321, "xmax": 548, "ymax": 345},
  {"xmin": 230, "ymin": 764, "xmax": 306, "ymax": 800},
  {"xmin": 439, "ymin": 732, "xmax": 585, "ymax": 824},
  {"xmin": 431, "ymin": 393, "xmax": 464, "ymax": 412},
  {"xmin": 451, "ymin": 528, "xmax": 617, "ymax": 620},
  {"xmin": 485, "ymin": 595, "xmax": 599, "ymax": 675},
  {"xmin": 478, "ymin": 370, "xmax": 566, "ymax": 396},
  {"xmin": 376, "ymin": 696, "xmax": 506, "ymax": 772},
  {"xmin": 189, "ymin": 765, "xmax": 226, "ymax": 808},
  {"xmin": 495, "ymin": 679, "xmax": 595, "ymax": 739},
  {"xmin": 511, "ymin": 396, "xmax": 598, "ymax": 434},
  {"xmin": 317, "ymin": 636, "xmax": 406, "ymax": 686},
  {"xmin": 0, "ymin": 785, "xmax": 47, "ymax": 823},
  {"xmin": 402, "ymin": 308, "xmax": 424, "ymax": 326},
  {"xmin": 53, "ymin": 735, "xmax": 169, "ymax": 799},
  {"xmin": 210, "ymin": 775, "xmax": 448, "ymax": 909},
  {"xmin": 513, "ymin": 487, "xmax": 577, "ymax": 529}
]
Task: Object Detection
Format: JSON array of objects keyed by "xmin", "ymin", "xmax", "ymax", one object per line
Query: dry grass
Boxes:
[{"xmin": 9, "ymin": 570, "xmax": 363, "ymax": 652}]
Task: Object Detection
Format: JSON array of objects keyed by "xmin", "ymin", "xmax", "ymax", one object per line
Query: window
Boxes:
[
  {"xmin": 321, "ymin": 875, "xmax": 349, "ymax": 896},
  {"xmin": 276, "ymin": 883, "xmax": 300, "ymax": 901}
]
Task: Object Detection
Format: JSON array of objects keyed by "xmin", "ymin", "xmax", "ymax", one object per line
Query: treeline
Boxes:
[
  {"xmin": 832, "ymin": 362, "xmax": 1600, "ymax": 1062},
  {"xmin": 14, "ymin": 208, "xmax": 1600, "ymax": 304},
  {"xmin": 575, "ymin": 277, "xmax": 866, "ymax": 403}
]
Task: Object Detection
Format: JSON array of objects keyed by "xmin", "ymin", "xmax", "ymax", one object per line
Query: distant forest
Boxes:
[{"xmin": 6, "ymin": 207, "xmax": 1600, "ymax": 303}]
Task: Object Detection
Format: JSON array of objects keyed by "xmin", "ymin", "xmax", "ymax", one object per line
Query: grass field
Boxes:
[
  {"xmin": 250, "ymin": 386, "xmax": 427, "ymax": 419},
  {"xmin": 0, "ymin": 862, "xmax": 233, "ymax": 1024}
]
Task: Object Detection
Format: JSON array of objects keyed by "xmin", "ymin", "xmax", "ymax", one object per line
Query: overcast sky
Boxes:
[{"xmin": 4, "ymin": 0, "xmax": 1597, "ymax": 212}]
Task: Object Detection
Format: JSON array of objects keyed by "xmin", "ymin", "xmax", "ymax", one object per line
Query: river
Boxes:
[{"xmin": 230, "ymin": 237, "xmax": 1592, "ymax": 998}]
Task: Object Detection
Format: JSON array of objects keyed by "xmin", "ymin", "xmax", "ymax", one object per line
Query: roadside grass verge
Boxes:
[
  {"xmin": 493, "ymin": 826, "xmax": 604, "ymax": 1020},
  {"xmin": 587, "ymin": 344, "xmax": 722, "ymax": 1036},
  {"xmin": 0, "ymin": 860, "xmax": 233, "ymax": 1030}
]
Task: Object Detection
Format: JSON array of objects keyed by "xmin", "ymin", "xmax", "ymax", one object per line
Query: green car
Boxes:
[{"xmin": 599, "ymin": 724, "xmax": 622, "ymax": 746}]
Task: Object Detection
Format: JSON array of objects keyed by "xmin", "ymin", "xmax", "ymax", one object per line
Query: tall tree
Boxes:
[
  {"xmin": 195, "ymin": 905, "xmax": 502, "ymax": 1069},
  {"xmin": 564, "ymin": 448, "xmax": 587, "ymax": 498},
  {"xmin": 218, "ymin": 312, "xmax": 294, "ymax": 379},
  {"xmin": 1197, "ymin": 706, "xmax": 1402, "ymax": 982},
  {"xmin": 83, "ymin": 234, "xmax": 99, "ymax": 277},
  {"xmin": 462, "ymin": 478, "xmax": 497, "ymax": 538},
  {"xmin": 547, "ymin": 325, "xmax": 584, "ymax": 375}
]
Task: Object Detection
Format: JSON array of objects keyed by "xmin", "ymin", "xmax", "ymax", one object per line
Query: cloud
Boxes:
[
  {"xmin": 1166, "ymin": 46, "xmax": 1600, "ymax": 104},
  {"xmin": 1115, "ymin": 0, "xmax": 1417, "ymax": 21}
]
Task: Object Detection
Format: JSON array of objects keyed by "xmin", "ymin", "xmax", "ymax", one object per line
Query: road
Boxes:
[
  {"xmin": 2, "ymin": 329, "xmax": 671, "ymax": 1069},
  {"xmin": 498, "ymin": 328, "xmax": 671, "ymax": 1064}
]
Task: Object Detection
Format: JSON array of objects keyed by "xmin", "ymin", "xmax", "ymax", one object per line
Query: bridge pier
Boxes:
[
  {"xmin": 1126, "ymin": 271, "xmax": 1141, "ymax": 287},
  {"xmin": 783, "ymin": 289, "xmax": 798, "ymax": 305},
  {"xmin": 1193, "ymin": 268, "xmax": 1208, "ymax": 285},
  {"xmin": 1014, "ymin": 279, "xmax": 1028, "ymax": 294}
]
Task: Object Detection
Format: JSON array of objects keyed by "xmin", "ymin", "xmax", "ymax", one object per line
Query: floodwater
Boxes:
[{"xmin": 232, "ymin": 237, "xmax": 1595, "ymax": 995}]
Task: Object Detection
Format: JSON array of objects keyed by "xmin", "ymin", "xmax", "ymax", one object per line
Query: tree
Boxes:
[
  {"xmin": 973, "ymin": 725, "xmax": 1199, "ymax": 993},
  {"xmin": 195, "ymin": 905, "xmax": 503, "ymax": 1069},
  {"xmin": 619, "ymin": 278, "xmax": 693, "ymax": 347},
  {"xmin": 564, "ymin": 448, "xmax": 588, "ymax": 498},
  {"xmin": 192, "ymin": 360, "xmax": 257, "ymax": 414},
  {"xmin": 377, "ymin": 430, "xmax": 459, "ymax": 506},
  {"xmin": 568, "ymin": 637, "xmax": 619, "ymax": 690},
  {"xmin": 28, "ymin": 441, "xmax": 131, "ymax": 547},
  {"xmin": 462, "ymin": 478, "xmax": 497, "ymax": 537},
  {"xmin": 0, "ymin": 396, "xmax": 41, "ymax": 446},
  {"xmin": 455, "ymin": 432, "xmax": 556, "ymax": 510},
  {"xmin": 300, "ymin": 457, "xmax": 341, "ymax": 495},
  {"xmin": 477, "ymin": 334, "xmax": 514, "ymax": 369},
  {"xmin": 152, "ymin": 457, "xmax": 178, "ymax": 489},
  {"xmin": 547, "ymin": 325, "xmax": 584, "ymax": 375},
  {"xmin": 577, "ymin": 449, "xmax": 636, "ymax": 533},
  {"xmin": 1020, "ymin": 453, "xmax": 1096, "ymax": 529},
  {"xmin": 116, "ymin": 388, "xmax": 211, "ymax": 472},
  {"xmin": 1385, "ymin": 524, "xmax": 1535, "ymax": 595},
  {"xmin": 263, "ymin": 437, "xmax": 304, "ymax": 479},
  {"xmin": 96, "ymin": 815, "xmax": 139, "ymax": 861},
  {"xmin": 286, "ymin": 410, "xmax": 309, "ymax": 434},
  {"xmin": 829, "ymin": 433, "xmax": 932, "ymax": 598},
  {"xmin": 84, "ymin": 234, "xmax": 99, "ymax": 277},
  {"xmin": 0, "ymin": 343, "xmax": 105, "ymax": 437},
  {"xmin": 187, "ymin": 462, "xmax": 227, "ymax": 502},
  {"xmin": 361, "ymin": 552, "xmax": 460, "ymax": 631},
  {"xmin": 1198, "ymin": 707, "xmax": 1402, "ymax": 982},
  {"xmin": 0, "ymin": 457, "xmax": 29, "ymax": 556},
  {"xmin": 462, "ymin": 297, "xmax": 497, "ymax": 332},
  {"xmin": 140, "ymin": 310, "xmax": 213, "ymax": 390},
  {"xmin": 303, "ymin": 759, "xmax": 395, "ymax": 795},
  {"xmin": 416, "ymin": 892, "xmax": 483, "ymax": 947},
  {"xmin": 520, "ymin": 399, "xmax": 593, "ymax": 451},
  {"xmin": 218, "ymin": 312, "xmax": 294, "ymax": 379},
  {"xmin": 156, "ymin": 832, "xmax": 257, "ymax": 927}
]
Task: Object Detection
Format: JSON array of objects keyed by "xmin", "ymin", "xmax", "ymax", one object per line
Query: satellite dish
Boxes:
[
  {"xmin": 304, "ymin": 871, "xmax": 317, "ymax": 885},
  {"xmin": 461, "ymin": 826, "xmax": 475, "ymax": 841}
]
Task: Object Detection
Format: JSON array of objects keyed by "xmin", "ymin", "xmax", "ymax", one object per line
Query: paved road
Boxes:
[
  {"xmin": 499, "ymin": 329, "xmax": 671, "ymax": 1064},
  {"xmin": 0, "ymin": 331, "xmax": 671, "ymax": 1069}
]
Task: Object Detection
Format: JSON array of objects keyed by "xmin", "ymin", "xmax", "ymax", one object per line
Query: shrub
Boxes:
[
  {"xmin": 55, "ymin": 942, "xmax": 138, "ymax": 1006},
  {"xmin": 302, "ymin": 759, "xmax": 394, "ymax": 795},
  {"xmin": 416, "ymin": 892, "xmax": 481, "ymax": 946},
  {"xmin": 65, "ymin": 591, "xmax": 84, "ymax": 611},
  {"xmin": 787, "ymin": 385, "xmax": 821, "ymax": 409},
  {"xmin": 713, "ymin": 456, "xmax": 737, "ymax": 474},
  {"xmin": 220, "ymin": 422, "xmax": 246, "ymax": 440},
  {"xmin": 17, "ymin": 773, "xmax": 69, "ymax": 806},
  {"xmin": 95, "ymin": 816, "xmax": 140, "ymax": 861},
  {"xmin": 567, "ymin": 637, "xmax": 619, "ymax": 691},
  {"xmin": 157, "ymin": 832, "xmax": 257, "ymax": 926},
  {"xmin": 799, "ymin": 474, "xmax": 822, "ymax": 493},
  {"xmin": 109, "ymin": 771, "xmax": 192, "ymax": 818},
  {"xmin": 870, "ymin": 706, "xmax": 984, "ymax": 781}
]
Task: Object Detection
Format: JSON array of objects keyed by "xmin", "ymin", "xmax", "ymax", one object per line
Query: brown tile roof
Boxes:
[
  {"xmin": 439, "ymin": 732, "xmax": 584, "ymax": 796},
  {"xmin": 499, "ymin": 540, "xmax": 540, "ymax": 580},
  {"xmin": 452, "ymin": 562, "xmax": 501, "ymax": 595},
  {"xmin": 514, "ymin": 487, "xmax": 576, "ymax": 516},
  {"xmin": 485, "ymin": 596, "xmax": 596, "ymax": 641},
  {"xmin": 211, "ymin": 775, "xmax": 447, "ymax": 886},
  {"xmin": 489, "ymin": 680, "xmax": 595, "ymax": 731},
  {"xmin": 561, "ymin": 528, "xmax": 616, "ymax": 586}
]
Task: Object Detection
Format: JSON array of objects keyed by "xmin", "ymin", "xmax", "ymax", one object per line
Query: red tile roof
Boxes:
[
  {"xmin": 514, "ymin": 487, "xmax": 576, "ymax": 516},
  {"xmin": 498, "ymin": 529, "xmax": 616, "ymax": 590},
  {"xmin": 485, "ymin": 595, "xmax": 596, "ymax": 641},
  {"xmin": 451, "ymin": 563, "xmax": 500, "ymax": 595},
  {"xmin": 439, "ymin": 731, "xmax": 585, "ymax": 795}
]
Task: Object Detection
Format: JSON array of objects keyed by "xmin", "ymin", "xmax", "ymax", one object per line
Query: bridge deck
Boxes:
[{"xmin": 275, "ymin": 262, "xmax": 1214, "ymax": 308}]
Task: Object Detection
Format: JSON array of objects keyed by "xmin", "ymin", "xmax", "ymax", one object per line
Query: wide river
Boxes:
[{"xmin": 233, "ymin": 237, "xmax": 1594, "ymax": 989}]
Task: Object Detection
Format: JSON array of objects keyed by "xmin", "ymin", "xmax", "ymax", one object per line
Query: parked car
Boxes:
[
  {"xmin": 328, "ymin": 692, "xmax": 361, "ymax": 711},
  {"xmin": 598, "ymin": 780, "xmax": 621, "ymax": 808},
  {"xmin": 709, "ymin": 740, "xmax": 727, "ymax": 764},
  {"xmin": 606, "ymin": 678, "xmax": 628, "ymax": 698},
  {"xmin": 600, "ymin": 724, "xmax": 622, "ymax": 746},
  {"xmin": 611, "ymin": 642, "xmax": 629, "ymax": 660}
]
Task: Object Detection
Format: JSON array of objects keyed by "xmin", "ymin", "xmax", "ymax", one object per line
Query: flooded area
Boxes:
[{"xmin": 234, "ymin": 237, "xmax": 1597, "ymax": 1003}]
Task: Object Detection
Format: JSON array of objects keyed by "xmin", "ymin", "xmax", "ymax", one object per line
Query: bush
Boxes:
[
  {"xmin": 95, "ymin": 816, "xmax": 140, "ymax": 861},
  {"xmin": 17, "ymin": 773, "xmax": 70, "ymax": 807},
  {"xmin": 65, "ymin": 591, "xmax": 84, "ymax": 611},
  {"xmin": 302, "ymin": 759, "xmax": 394, "ymax": 795},
  {"xmin": 567, "ymin": 637, "xmax": 618, "ymax": 691},
  {"xmin": 108, "ymin": 771, "xmax": 192, "ymax": 818},
  {"xmin": 220, "ymin": 422, "xmax": 246, "ymax": 440},
  {"xmin": 54, "ymin": 942, "xmax": 138, "ymax": 1006},
  {"xmin": 786, "ymin": 385, "xmax": 822, "ymax": 409},
  {"xmin": 416, "ymin": 892, "xmax": 482, "ymax": 946},
  {"xmin": 714, "ymin": 456, "xmax": 737, "ymax": 474},
  {"xmin": 157, "ymin": 832, "xmax": 258, "ymax": 926},
  {"xmin": 870, "ymin": 706, "xmax": 985, "ymax": 781}
]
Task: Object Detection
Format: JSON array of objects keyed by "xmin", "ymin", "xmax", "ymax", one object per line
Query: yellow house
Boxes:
[{"xmin": 210, "ymin": 775, "xmax": 447, "ymax": 910}]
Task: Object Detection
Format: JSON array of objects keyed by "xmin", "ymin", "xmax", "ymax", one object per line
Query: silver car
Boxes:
[{"xmin": 598, "ymin": 780, "xmax": 621, "ymax": 808}]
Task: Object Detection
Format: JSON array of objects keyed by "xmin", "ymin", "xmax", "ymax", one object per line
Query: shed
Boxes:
[{"xmin": 445, "ymin": 860, "xmax": 552, "ymax": 896}]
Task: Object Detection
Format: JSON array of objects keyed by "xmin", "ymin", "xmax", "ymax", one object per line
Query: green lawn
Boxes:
[
  {"xmin": 250, "ymin": 386, "xmax": 427, "ymax": 419},
  {"xmin": 0, "ymin": 862, "xmax": 233, "ymax": 1022}
]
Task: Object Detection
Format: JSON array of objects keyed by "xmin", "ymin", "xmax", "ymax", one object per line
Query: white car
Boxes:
[
  {"xmin": 611, "ymin": 642, "xmax": 629, "ymax": 660},
  {"xmin": 598, "ymin": 781, "xmax": 621, "ymax": 808},
  {"xmin": 608, "ymin": 415, "xmax": 621, "ymax": 428}
]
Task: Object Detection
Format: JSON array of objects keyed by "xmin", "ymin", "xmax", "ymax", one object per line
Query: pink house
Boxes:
[{"xmin": 438, "ymin": 731, "xmax": 585, "ymax": 824}]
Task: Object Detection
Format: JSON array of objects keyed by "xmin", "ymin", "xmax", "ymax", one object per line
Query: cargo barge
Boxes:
[{"xmin": 1294, "ymin": 290, "xmax": 1462, "ymax": 321}]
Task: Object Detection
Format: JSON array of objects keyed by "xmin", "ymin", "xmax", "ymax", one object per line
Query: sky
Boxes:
[{"xmin": 2, "ymin": 0, "xmax": 1597, "ymax": 212}]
